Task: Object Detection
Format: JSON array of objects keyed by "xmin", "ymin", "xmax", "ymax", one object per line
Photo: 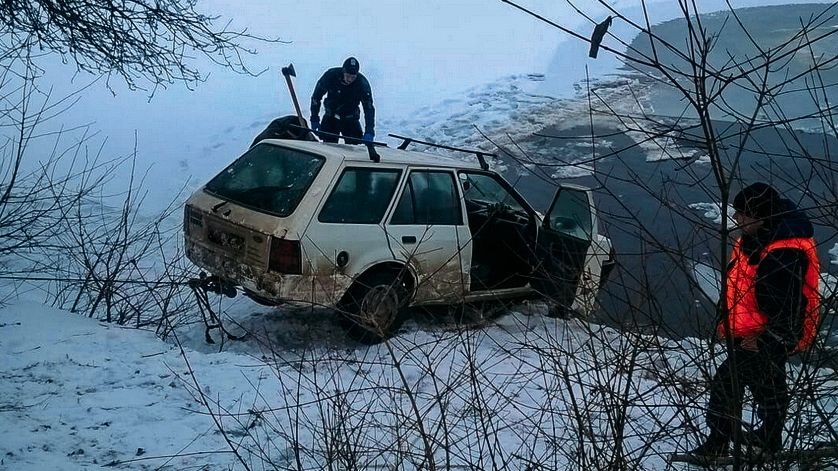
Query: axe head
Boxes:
[{"xmin": 281, "ymin": 63, "xmax": 296, "ymax": 78}]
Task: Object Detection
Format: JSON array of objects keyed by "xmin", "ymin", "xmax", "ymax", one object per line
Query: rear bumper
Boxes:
[{"xmin": 185, "ymin": 239, "xmax": 350, "ymax": 306}]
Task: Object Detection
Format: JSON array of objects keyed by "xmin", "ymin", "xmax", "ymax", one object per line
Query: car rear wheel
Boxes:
[{"xmin": 339, "ymin": 273, "xmax": 407, "ymax": 344}]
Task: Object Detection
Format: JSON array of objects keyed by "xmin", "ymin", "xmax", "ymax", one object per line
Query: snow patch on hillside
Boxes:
[
  {"xmin": 0, "ymin": 300, "xmax": 710, "ymax": 470},
  {"xmin": 0, "ymin": 302, "xmax": 273, "ymax": 470}
]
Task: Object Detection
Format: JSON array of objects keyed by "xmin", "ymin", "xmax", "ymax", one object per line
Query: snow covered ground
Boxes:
[
  {"xmin": 4, "ymin": 296, "xmax": 837, "ymax": 469},
  {"xmin": 1, "ymin": 302, "xmax": 244, "ymax": 469},
  {"xmin": 2, "ymin": 300, "xmax": 607, "ymax": 469}
]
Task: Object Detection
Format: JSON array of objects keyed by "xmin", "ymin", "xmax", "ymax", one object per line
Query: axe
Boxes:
[{"xmin": 281, "ymin": 64, "xmax": 307, "ymax": 129}]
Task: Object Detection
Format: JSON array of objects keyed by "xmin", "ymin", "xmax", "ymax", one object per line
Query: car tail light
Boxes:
[
  {"xmin": 269, "ymin": 237, "xmax": 302, "ymax": 274},
  {"xmin": 600, "ymin": 245, "xmax": 616, "ymax": 288},
  {"xmin": 184, "ymin": 205, "xmax": 203, "ymax": 236}
]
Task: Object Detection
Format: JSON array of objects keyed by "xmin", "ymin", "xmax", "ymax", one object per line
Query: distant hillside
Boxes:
[{"xmin": 624, "ymin": 3, "xmax": 838, "ymax": 123}]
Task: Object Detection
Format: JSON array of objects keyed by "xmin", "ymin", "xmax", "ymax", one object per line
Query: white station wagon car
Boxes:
[{"xmin": 184, "ymin": 136, "xmax": 614, "ymax": 342}]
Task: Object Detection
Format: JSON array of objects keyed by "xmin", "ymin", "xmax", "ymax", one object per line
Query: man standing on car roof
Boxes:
[
  {"xmin": 685, "ymin": 182, "xmax": 821, "ymax": 464},
  {"xmin": 310, "ymin": 57, "xmax": 375, "ymax": 144}
]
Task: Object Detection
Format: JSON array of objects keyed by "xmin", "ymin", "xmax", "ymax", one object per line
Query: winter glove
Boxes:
[
  {"xmin": 362, "ymin": 131, "xmax": 374, "ymax": 142},
  {"xmin": 310, "ymin": 115, "xmax": 320, "ymax": 131}
]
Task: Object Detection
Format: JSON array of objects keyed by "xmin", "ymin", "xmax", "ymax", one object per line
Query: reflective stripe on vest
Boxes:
[{"xmin": 719, "ymin": 237, "xmax": 820, "ymax": 352}]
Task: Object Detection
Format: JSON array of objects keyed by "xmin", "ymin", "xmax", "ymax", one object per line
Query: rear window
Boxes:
[{"xmin": 204, "ymin": 144, "xmax": 325, "ymax": 217}]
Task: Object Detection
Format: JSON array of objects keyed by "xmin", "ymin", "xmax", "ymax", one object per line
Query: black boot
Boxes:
[
  {"xmin": 741, "ymin": 428, "xmax": 782, "ymax": 453},
  {"xmin": 683, "ymin": 439, "xmax": 730, "ymax": 464}
]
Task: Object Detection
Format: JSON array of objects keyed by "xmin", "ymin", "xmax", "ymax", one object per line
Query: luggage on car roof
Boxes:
[{"xmin": 251, "ymin": 115, "xmax": 316, "ymax": 147}]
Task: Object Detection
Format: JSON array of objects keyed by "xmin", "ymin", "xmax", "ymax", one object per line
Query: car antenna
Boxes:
[{"xmin": 388, "ymin": 133, "xmax": 494, "ymax": 170}]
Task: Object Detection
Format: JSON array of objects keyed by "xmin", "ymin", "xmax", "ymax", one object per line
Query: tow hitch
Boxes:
[{"xmin": 188, "ymin": 272, "xmax": 246, "ymax": 345}]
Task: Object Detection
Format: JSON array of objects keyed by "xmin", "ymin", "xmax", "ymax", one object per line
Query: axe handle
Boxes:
[{"xmin": 283, "ymin": 74, "xmax": 306, "ymax": 128}]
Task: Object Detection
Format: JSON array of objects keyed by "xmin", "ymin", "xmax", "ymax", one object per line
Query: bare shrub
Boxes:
[
  {"xmin": 0, "ymin": 0, "xmax": 272, "ymax": 91},
  {"xmin": 0, "ymin": 54, "xmax": 198, "ymax": 330}
]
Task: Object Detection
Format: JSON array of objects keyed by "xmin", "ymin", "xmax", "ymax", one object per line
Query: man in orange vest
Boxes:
[{"xmin": 687, "ymin": 182, "xmax": 820, "ymax": 463}]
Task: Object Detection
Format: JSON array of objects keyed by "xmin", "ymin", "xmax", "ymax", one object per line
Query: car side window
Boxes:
[
  {"xmin": 391, "ymin": 170, "xmax": 461, "ymax": 225},
  {"xmin": 546, "ymin": 188, "xmax": 593, "ymax": 240},
  {"xmin": 459, "ymin": 172, "xmax": 526, "ymax": 212},
  {"xmin": 318, "ymin": 168, "xmax": 402, "ymax": 224}
]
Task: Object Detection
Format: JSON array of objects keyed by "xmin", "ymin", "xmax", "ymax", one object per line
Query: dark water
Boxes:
[
  {"xmin": 507, "ymin": 116, "xmax": 837, "ymax": 338},
  {"xmin": 501, "ymin": 4, "xmax": 838, "ymax": 342}
]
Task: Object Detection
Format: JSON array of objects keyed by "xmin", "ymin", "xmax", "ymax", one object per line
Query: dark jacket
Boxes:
[
  {"xmin": 310, "ymin": 67, "xmax": 375, "ymax": 134},
  {"xmin": 737, "ymin": 198, "xmax": 814, "ymax": 351}
]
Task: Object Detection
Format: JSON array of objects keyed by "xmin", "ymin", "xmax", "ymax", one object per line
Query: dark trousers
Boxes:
[
  {"xmin": 706, "ymin": 346, "xmax": 788, "ymax": 448},
  {"xmin": 320, "ymin": 116, "xmax": 362, "ymax": 143}
]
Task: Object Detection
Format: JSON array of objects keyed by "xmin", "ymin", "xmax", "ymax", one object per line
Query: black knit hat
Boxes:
[
  {"xmin": 342, "ymin": 57, "xmax": 359, "ymax": 75},
  {"xmin": 733, "ymin": 182, "xmax": 781, "ymax": 219}
]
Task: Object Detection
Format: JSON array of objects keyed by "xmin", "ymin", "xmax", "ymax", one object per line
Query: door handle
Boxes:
[{"xmin": 402, "ymin": 235, "xmax": 417, "ymax": 244}]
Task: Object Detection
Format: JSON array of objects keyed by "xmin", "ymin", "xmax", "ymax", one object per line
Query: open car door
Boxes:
[{"xmin": 534, "ymin": 184, "xmax": 600, "ymax": 316}]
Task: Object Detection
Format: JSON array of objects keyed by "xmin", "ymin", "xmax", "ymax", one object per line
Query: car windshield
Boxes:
[{"xmin": 204, "ymin": 144, "xmax": 325, "ymax": 217}]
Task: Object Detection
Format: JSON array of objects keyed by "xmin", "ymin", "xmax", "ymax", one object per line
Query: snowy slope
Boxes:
[
  {"xmin": 0, "ymin": 300, "xmax": 698, "ymax": 469},
  {"xmin": 0, "ymin": 302, "xmax": 274, "ymax": 469},
  {"xmin": 4, "ymin": 297, "xmax": 836, "ymax": 470}
]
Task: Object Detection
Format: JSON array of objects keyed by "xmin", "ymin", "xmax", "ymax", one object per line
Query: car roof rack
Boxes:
[
  {"xmin": 388, "ymin": 133, "xmax": 494, "ymax": 171},
  {"xmin": 288, "ymin": 124, "xmax": 385, "ymax": 163}
]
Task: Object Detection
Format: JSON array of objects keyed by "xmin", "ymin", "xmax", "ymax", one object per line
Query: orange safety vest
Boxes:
[{"xmin": 719, "ymin": 237, "xmax": 820, "ymax": 352}]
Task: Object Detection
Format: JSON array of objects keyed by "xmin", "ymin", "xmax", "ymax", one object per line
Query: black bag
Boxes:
[{"xmin": 250, "ymin": 115, "xmax": 315, "ymax": 147}]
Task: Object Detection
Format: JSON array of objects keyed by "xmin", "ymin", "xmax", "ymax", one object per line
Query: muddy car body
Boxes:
[{"xmin": 184, "ymin": 138, "xmax": 614, "ymax": 341}]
